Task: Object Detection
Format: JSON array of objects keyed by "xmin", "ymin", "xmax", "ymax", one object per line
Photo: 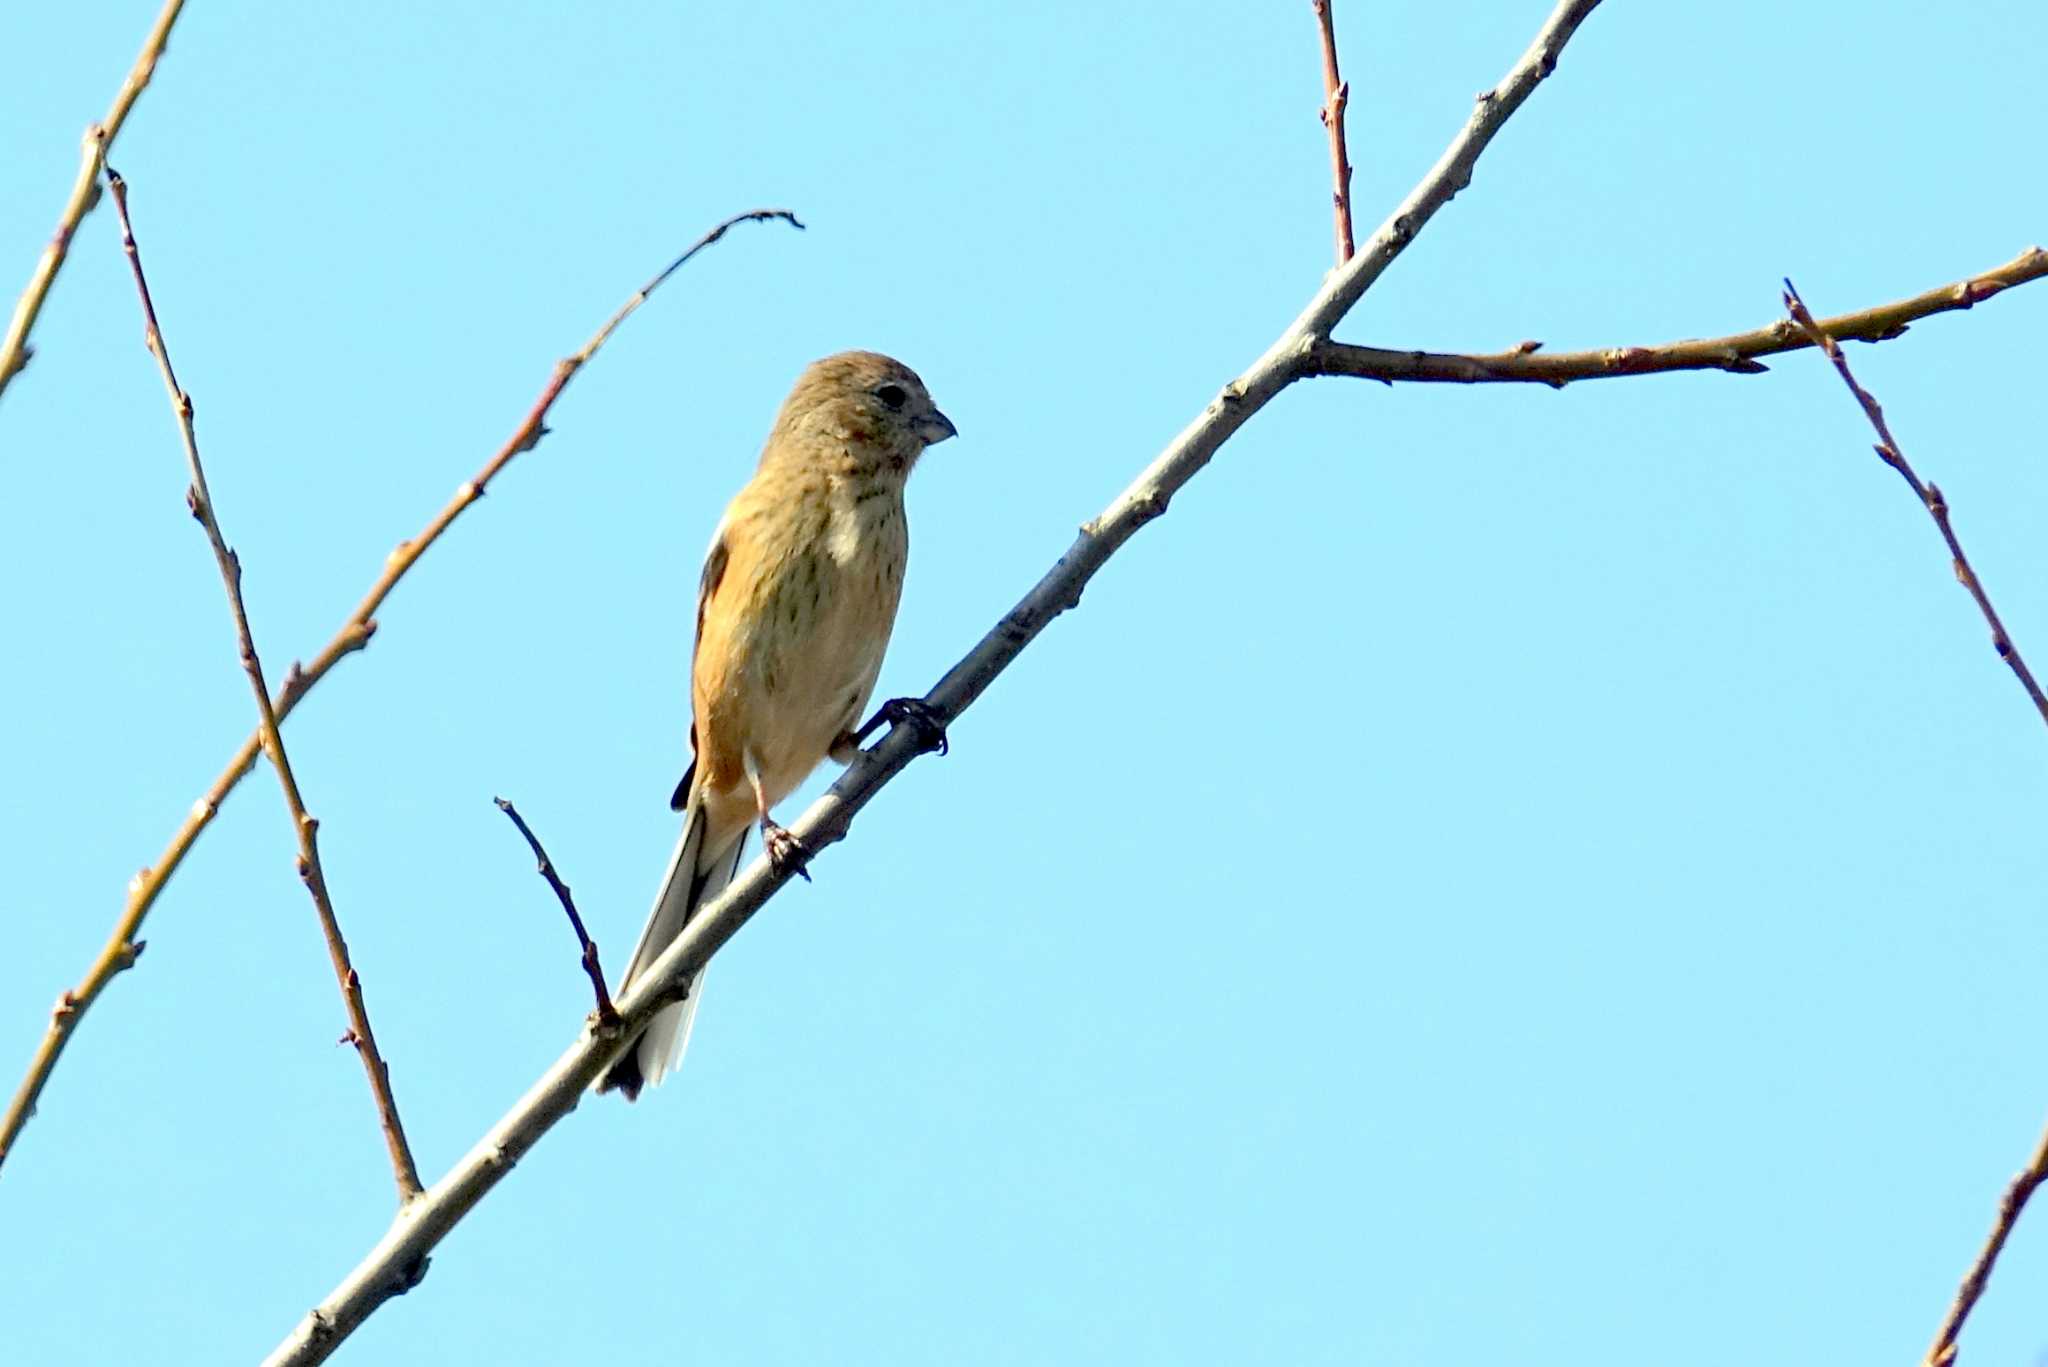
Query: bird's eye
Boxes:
[{"xmin": 874, "ymin": 383, "xmax": 908, "ymax": 411}]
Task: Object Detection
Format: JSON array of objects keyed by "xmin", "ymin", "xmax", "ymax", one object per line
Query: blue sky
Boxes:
[{"xmin": 4, "ymin": 2, "xmax": 2048, "ymax": 1364}]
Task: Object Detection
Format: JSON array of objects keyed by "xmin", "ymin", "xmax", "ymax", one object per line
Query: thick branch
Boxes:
[
  {"xmin": 259, "ymin": 4, "xmax": 1604, "ymax": 1362},
  {"xmin": 1303, "ymin": 247, "xmax": 2048, "ymax": 386},
  {"xmin": 1784, "ymin": 280, "xmax": 2048, "ymax": 730},
  {"xmin": 104, "ymin": 167, "xmax": 423, "ymax": 1201},
  {"xmin": 0, "ymin": 208, "xmax": 802, "ymax": 1177},
  {"xmin": 0, "ymin": 0, "xmax": 185, "ymax": 399},
  {"xmin": 1311, "ymin": 0, "xmax": 1356, "ymax": 263}
]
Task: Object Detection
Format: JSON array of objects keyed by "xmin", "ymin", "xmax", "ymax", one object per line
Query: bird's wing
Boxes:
[{"xmin": 670, "ymin": 527, "xmax": 732, "ymax": 812}]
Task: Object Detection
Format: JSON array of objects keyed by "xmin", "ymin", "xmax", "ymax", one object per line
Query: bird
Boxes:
[{"xmin": 597, "ymin": 350, "xmax": 957, "ymax": 1100}]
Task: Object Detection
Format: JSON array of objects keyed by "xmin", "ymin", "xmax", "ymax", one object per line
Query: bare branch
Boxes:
[
  {"xmin": 0, "ymin": 0, "xmax": 186, "ymax": 400},
  {"xmin": 0, "ymin": 208, "xmax": 802, "ymax": 1177},
  {"xmin": 1311, "ymin": 0, "xmax": 1356, "ymax": 263},
  {"xmin": 1782, "ymin": 274, "xmax": 2048, "ymax": 1363},
  {"xmin": 1302, "ymin": 247, "xmax": 2048, "ymax": 386},
  {"xmin": 1923, "ymin": 1116, "xmax": 2048, "ymax": 1367},
  {"xmin": 1789, "ymin": 274, "xmax": 2048, "ymax": 1367},
  {"xmin": 494, "ymin": 798, "xmax": 617, "ymax": 1027},
  {"xmin": 260, "ymin": 4, "xmax": 1606, "ymax": 1361},
  {"xmin": 102, "ymin": 166, "xmax": 424, "ymax": 1201},
  {"xmin": 1277, "ymin": 0, "xmax": 1602, "ymax": 355},
  {"xmin": 1785, "ymin": 279, "xmax": 2048, "ymax": 730}
]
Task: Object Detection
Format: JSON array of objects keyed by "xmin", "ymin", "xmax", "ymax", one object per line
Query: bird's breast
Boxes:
[
  {"xmin": 699, "ymin": 481, "xmax": 909, "ymax": 811},
  {"xmin": 823, "ymin": 483, "xmax": 905, "ymax": 569}
]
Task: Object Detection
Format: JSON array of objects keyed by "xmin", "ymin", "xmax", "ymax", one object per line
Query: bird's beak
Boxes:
[{"xmin": 916, "ymin": 408, "xmax": 958, "ymax": 445}]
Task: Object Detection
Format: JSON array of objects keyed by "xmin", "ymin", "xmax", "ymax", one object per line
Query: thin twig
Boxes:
[
  {"xmin": 1922, "ymin": 1116, "xmax": 2048, "ymax": 1367},
  {"xmin": 494, "ymin": 798, "xmax": 617, "ymax": 1026},
  {"xmin": 0, "ymin": 0, "xmax": 186, "ymax": 399},
  {"xmin": 104, "ymin": 166, "xmax": 423, "ymax": 1202},
  {"xmin": 1785, "ymin": 279, "xmax": 2048, "ymax": 729},
  {"xmin": 1303, "ymin": 247, "xmax": 2048, "ymax": 386},
  {"xmin": 0, "ymin": 204, "xmax": 802, "ymax": 1178},
  {"xmin": 260, "ymin": 5, "xmax": 1605, "ymax": 1361},
  {"xmin": 1789, "ymin": 269, "xmax": 2048, "ymax": 1351},
  {"xmin": 1311, "ymin": 0, "xmax": 1356, "ymax": 264},
  {"xmin": 1784, "ymin": 284, "xmax": 2048, "ymax": 1366}
]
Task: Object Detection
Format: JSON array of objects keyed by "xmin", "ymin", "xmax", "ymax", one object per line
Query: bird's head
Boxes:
[{"xmin": 772, "ymin": 350, "xmax": 957, "ymax": 477}]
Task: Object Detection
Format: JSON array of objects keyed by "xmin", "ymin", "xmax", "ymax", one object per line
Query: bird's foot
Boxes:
[
  {"xmin": 761, "ymin": 820, "xmax": 813, "ymax": 881},
  {"xmin": 856, "ymin": 696, "xmax": 950, "ymax": 756}
]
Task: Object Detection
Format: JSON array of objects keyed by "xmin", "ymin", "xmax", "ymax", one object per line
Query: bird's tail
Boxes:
[{"xmin": 596, "ymin": 797, "xmax": 747, "ymax": 1099}]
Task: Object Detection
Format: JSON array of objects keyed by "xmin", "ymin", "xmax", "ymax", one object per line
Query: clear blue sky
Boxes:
[{"xmin": 4, "ymin": 3, "xmax": 2047, "ymax": 1363}]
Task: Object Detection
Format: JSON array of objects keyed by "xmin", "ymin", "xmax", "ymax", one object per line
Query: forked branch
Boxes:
[
  {"xmin": 0, "ymin": 0, "xmax": 186, "ymax": 398},
  {"xmin": 261, "ymin": 3, "xmax": 1607, "ymax": 1362}
]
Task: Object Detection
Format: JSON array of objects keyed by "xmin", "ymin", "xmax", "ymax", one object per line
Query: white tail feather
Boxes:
[{"xmin": 599, "ymin": 800, "xmax": 747, "ymax": 1096}]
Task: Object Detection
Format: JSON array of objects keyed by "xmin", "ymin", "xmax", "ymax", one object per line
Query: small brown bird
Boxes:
[{"xmin": 599, "ymin": 351, "xmax": 956, "ymax": 1099}]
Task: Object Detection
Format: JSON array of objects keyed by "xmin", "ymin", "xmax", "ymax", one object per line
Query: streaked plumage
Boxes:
[{"xmin": 599, "ymin": 351, "xmax": 955, "ymax": 1099}]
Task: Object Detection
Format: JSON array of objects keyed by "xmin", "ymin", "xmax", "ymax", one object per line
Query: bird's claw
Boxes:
[
  {"xmin": 761, "ymin": 821, "xmax": 813, "ymax": 881},
  {"xmin": 866, "ymin": 696, "xmax": 950, "ymax": 756}
]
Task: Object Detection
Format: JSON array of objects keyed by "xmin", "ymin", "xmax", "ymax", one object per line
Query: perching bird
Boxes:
[{"xmin": 598, "ymin": 351, "xmax": 956, "ymax": 1100}]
